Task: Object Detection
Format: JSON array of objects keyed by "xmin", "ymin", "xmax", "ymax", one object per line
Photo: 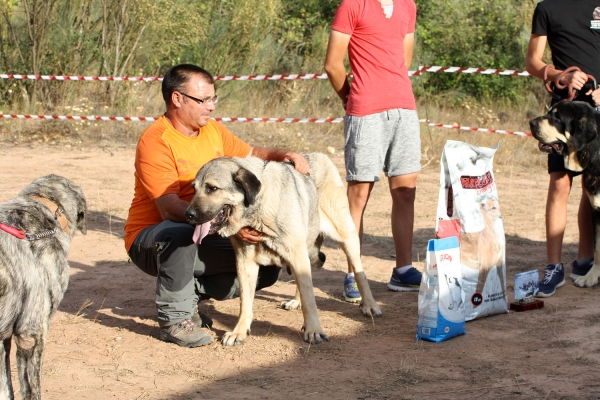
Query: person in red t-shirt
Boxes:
[
  {"xmin": 125, "ymin": 64, "xmax": 308, "ymax": 347},
  {"xmin": 324, "ymin": 0, "xmax": 422, "ymax": 301}
]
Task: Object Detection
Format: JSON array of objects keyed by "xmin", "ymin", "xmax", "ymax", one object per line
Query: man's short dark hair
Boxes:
[{"xmin": 161, "ymin": 64, "xmax": 215, "ymax": 106}]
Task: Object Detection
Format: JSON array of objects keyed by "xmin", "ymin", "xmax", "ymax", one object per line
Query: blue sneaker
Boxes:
[
  {"xmin": 387, "ymin": 267, "xmax": 422, "ymax": 292},
  {"xmin": 343, "ymin": 273, "xmax": 362, "ymax": 303},
  {"xmin": 571, "ymin": 258, "xmax": 593, "ymax": 280},
  {"xmin": 536, "ymin": 263, "xmax": 565, "ymax": 298}
]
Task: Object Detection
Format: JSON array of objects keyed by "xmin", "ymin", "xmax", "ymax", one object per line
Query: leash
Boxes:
[
  {"xmin": 537, "ymin": 66, "xmax": 600, "ymax": 155},
  {"xmin": 593, "ymin": 78, "xmax": 600, "ymax": 113},
  {"xmin": 543, "ymin": 65, "xmax": 599, "ymax": 111},
  {"xmin": 0, "ymin": 196, "xmax": 69, "ymax": 240}
]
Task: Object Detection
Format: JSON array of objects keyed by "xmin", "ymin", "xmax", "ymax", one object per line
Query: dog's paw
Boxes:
[
  {"xmin": 360, "ymin": 301, "xmax": 382, "ymax": 317},
  {"xmin": 221, "ymin": 331, "xmax": 248, "ymax": 346},
  {"xmin": 574, "ymin": 269, "xmax": 600, "ymax": 288},
  {"xmin": 301, "ymin": 326, "xmax": 330, "ymax": 344},
  {"xmin": 280, "ymin": 299, "xmax": 302, "ymax": 310}
]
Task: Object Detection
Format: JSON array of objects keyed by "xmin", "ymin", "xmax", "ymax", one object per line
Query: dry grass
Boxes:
[{"xmin": 63, "ymin": 299, "xmax": 95, "ymax": 324}]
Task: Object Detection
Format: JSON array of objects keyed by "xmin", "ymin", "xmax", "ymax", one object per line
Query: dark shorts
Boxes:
[
  {"xmin": 128, "ymin": 220, "xmax": 281, "ymax": 326},
  {"xmin": 547, "ymin": 153, "xmax": 583, "ymax": 176}
]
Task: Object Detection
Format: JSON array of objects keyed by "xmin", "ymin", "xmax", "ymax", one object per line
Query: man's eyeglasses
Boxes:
[{"xmin": 180, "ymin": 92, "xmax": 219, "ymax": 106}]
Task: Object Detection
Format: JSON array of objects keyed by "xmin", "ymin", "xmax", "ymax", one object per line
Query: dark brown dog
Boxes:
[{"xmin": 530, "ymin": 101, "xmax": 600, "ymax": 288}]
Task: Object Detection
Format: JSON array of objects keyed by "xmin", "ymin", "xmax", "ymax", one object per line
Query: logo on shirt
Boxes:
[{"xmin": 591, "ymin": 7, "xmax": 600, "ymax": 29}]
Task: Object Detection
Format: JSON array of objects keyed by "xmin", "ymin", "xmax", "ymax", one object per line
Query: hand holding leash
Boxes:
[
  {"xmin": 589, "ymin": 78, "xmax": 600, "ymax": 113},
  {"xmin": 555, "ymin": 67, "xmax": 588, "ymax": 91},
  {"xmin": 543, "ymin": 65, "xmax": 597, "ymax": 103}
]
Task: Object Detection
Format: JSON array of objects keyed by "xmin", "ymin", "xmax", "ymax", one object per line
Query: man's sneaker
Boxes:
[
  {"xmin": 159, "ymin": 319, "xmax": 212, "ymax": 347},
  {"xmin": 343, "ymin": 273, "xmax": 362, "ymax": 303},
  {"xmin": 387, "ymin": 267, "xmax": 422, "ymax": 292},
  {"xmin": 192, "ymin": 303, "xmax": 213, "ymax": 328},
  {"xmin": 571, "ymin": 258, "xmax": 593, "ymax": 280},
  {"xmin": 536, "ymin": 263, "xmax": 565, "ymax": 298}
]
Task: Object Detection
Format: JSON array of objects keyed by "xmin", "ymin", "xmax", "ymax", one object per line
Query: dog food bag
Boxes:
[
  {"xmin": 435, "ymin": 140, "xmax": 509, "ymax": 321},
  {"xmin": 416, "ymin": 236, "xmax": 466, "ymax": 343}
]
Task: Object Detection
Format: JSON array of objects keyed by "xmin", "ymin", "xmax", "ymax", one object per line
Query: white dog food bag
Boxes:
[
  {"xmin": 435, "ymin": 140, "xmax": 508, "ymax": 321},
  {"xmin": 416, "ymin": 236, "xmax": 466, "ymax": 342}
]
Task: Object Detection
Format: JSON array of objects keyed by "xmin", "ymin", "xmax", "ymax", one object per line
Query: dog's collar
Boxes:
[
  {"xmin": 30, "ymin": 196, "xmax": 70, "ymax": 236},
  {"xmin": 0, "ymin": 197, "xmax": 69, "ymax": 241}
]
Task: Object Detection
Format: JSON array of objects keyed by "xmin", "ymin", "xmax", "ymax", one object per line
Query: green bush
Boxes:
[
  {"xmin": 0, "ymin": 0, "xmax": 544, "ymax": 111},
  {"xmin": 414, "ymin": 0, "xmax": 538, "ymax": 103}
]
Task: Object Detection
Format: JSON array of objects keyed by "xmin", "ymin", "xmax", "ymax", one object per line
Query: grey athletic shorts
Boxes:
[{"xmin": 344, "ymin": 108, "xmax": 421, "ymax": 182}]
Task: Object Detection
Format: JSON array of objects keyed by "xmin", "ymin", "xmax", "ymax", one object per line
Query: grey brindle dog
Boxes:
[{"xmin": 0, "ymin": 175, "xmax": 87, "ymax": 400}]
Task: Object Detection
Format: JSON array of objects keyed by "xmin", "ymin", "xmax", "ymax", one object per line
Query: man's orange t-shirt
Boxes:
[{"xmin": 123, "ymin": 116, "xmax": 251, "ymax": 251}]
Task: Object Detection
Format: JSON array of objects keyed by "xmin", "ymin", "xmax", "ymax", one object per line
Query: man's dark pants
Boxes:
[{"xmin": 128, "ymin": 221, "xmax": 280, "ymax": 327}]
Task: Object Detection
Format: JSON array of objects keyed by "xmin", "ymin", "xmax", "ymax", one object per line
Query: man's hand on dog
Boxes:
[
  {"xmin": 237, "ymin": 226, "xmax": 263, "ymax": 243},
  {"xmin": 283, "ymin": 152, "xmax": 310, "ymax": 175}
]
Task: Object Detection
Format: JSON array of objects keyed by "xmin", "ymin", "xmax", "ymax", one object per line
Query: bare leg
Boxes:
[
  {"xmin": 577, "ymin": 185, "xmax": 594, "ymax": 260},
  {"xmin": 346, "ymin": 181, "xmax": 374, "ymax": 273},
  {"xmin": 546, "ymin": 171, "xmax": 572, "ymax": 264},
  {"xmin": 389, "ymin": 173, "xmax": 418, "ymax": 269}
]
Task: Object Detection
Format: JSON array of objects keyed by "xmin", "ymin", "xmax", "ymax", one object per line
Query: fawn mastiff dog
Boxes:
[
  {"xmin": 185, "ymin": 153, "xmax": 381, "ymax": 346},
  {"xmin": 530, "ymin": 101, "xmax": 600, "ymax": 287},
  {"xmin": 0, "ymin": 174, "xmax": 87, "ymax": 400}
]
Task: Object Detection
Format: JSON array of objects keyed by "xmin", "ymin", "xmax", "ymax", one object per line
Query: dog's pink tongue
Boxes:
[{"xmin": 192, "ymin": 222, "xmax": 211, "ymax": 244}]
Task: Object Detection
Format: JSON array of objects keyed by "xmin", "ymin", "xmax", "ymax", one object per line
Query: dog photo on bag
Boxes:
[{"xmin": 0, "ymin": 174, "xmax": 87, "ymax": 400}]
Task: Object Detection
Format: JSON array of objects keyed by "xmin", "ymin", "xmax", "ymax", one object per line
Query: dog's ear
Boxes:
[
  {"xmin": 571, "ymin": 107, "xmax": 598, "ymax": 151},
  {"xmin": 77, "ymin": 208, "xmax": 87, "ymax": 235},
  {"xmin": 65, "ymin": 179, "xmax": 87, "ymax": 235},
  {"xmin": 233, "ymin": 167, "xmax": 261, "ymax": 207}
]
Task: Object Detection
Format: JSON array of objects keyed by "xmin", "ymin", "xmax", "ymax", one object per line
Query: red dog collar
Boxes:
[{"xmin": 0, "ymin": 223, "xmax": 26, "ymax": 239}]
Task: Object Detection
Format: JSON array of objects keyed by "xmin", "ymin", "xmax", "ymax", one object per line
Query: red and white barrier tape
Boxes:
[
  {"xmin": 0, "ymin": 74, "xmax": 161, "ymax": 82},
  {"xmin": 0, "ymin": 114, "xmax": 532, "ymax": 136},
  {"xmin": 0, "ymin": 73, "xmax": 326, "ymax": 81},
  {"xmin": 0, "ymin": 66, "xmax": 530, "ymax": 82},
  {"xmin": 216, "ymin": 117, "xmax": 342, "ymax": 123},
  {"xmin": 423, "ymin": 121, "xmax": 531, "ymax": 137},
  {"xmin": 410, "ymin": 66, "xmax": 529, "ymax": 76},
  {"xmin": 0, "ymin": 114, "xmax": 157, "ymax": 122},
  {"xmin": 0, "ymin": 114, "xmax": 340, "ymax": 123}
]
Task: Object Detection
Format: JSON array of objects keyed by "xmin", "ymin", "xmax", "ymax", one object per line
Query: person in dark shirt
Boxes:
[{"xmin": 525, "ymin": 0, "xmax": 600, "ymax": 297}]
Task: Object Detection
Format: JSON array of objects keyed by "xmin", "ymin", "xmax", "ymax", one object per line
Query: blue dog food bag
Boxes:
[{"xmin": 416, "ymin": 236, "xmax": 466, "ymax": 342}]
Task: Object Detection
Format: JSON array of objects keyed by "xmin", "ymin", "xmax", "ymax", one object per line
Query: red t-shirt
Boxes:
[
  {"xmin": 332, "ymin": 0, "xmax": 417, "ymax": 116},
  {"xmin": 124, "ymin": 116, "xmax": 251, "ymax": 251}
]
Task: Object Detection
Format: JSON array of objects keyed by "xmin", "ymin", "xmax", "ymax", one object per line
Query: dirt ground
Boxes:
[{"xmin": 1, "ymin": 140, "xmax": 600, "ymax": 400}]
